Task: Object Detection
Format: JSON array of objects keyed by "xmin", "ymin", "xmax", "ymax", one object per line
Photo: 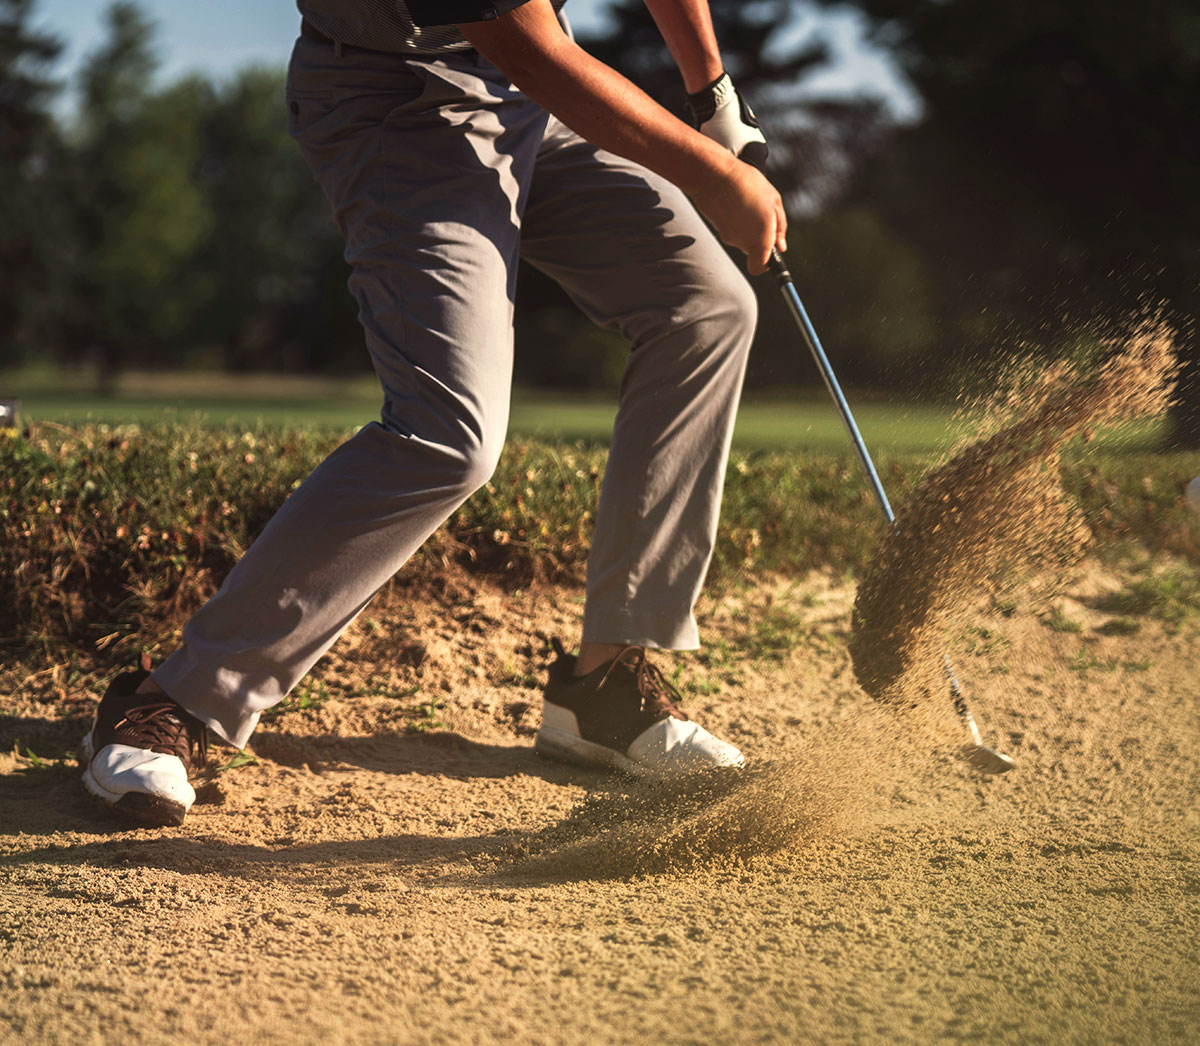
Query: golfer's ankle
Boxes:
[{"xmin": 574, "ymin": 642, "xmax": 633, "ymax": 677}]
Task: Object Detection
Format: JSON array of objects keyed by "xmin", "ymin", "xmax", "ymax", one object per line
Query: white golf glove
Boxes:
[{"xmin": 685, "ymin": 72, "xmax": 768, "ymax": 170}]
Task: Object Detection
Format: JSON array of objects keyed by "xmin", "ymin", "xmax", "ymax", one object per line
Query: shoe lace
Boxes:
[
  {"xmin": 114, "ymin": 701, "xmax": 208, "ymax": 764},
  {"xmin": 600, "ymin": 647, "xmax": 689, "ymax": 722}
]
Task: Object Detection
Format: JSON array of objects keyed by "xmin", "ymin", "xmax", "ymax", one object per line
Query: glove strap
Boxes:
[{"xmin": 685, "ymin": 72, "xmax": 734, "ymax": 126}]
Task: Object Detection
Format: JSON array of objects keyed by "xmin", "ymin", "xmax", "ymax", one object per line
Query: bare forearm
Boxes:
[
  {"xmin": 642, "ymin": 0, "xmax": 723, "ymax": 93},
  {"xmin": 458, "ymin": 0, "xmax": 785, "ymax": 272},
  {"xmin": 460, "ymin": 5, "xmax": 733, "ymax": 197}
]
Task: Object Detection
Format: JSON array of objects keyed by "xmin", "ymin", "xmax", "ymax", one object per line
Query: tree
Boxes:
[
  {"xmin": 820, "ymin": 0, "xmax": 1200, "ymax": 442},
  {"xmin": 60, "ymin": 2, "xmax": 209, "ymax": 389},
  {"xmin": 0, "ymin": 0, "xmax": 62, "ymax": 364},
  {"xmin": 190, "ymin": 67, "xmax": 358, "ymax": 374}
]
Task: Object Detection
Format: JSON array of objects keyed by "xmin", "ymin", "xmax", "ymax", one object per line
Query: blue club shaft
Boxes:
[{"xmin": 768, "ymin": 250, "xmax": 895, "ymax": 524}]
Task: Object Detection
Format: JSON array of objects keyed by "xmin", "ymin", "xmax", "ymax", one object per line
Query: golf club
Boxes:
[{"xmin": 767, "ymin": 248, "xmax": 1015, "ymax": 775}]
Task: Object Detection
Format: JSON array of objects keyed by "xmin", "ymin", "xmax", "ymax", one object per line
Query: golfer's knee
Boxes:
[
  {"xmin": 379, "ymin": 389, "xmax": 506, "ymax": 485},
  {"xmin": 454, "ymin": 434, "xmax": 504, "ymax": 497},
  {"xmin": 674, "ymin": 268, "xmax": 757, "ymax": 356},
  {"xmin": 407, "ymin": 405, "xmax": 501, "ymax": 496}
]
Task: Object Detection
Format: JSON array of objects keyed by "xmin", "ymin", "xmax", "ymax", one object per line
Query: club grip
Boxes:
[{"xmin": 768, "ymin": 247, "xmax": 792, "ymax": 285}]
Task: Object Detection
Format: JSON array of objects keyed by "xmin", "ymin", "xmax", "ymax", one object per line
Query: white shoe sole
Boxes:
[
  {"xmin": 79, "ymin": 733, "xmax": 193, "ymax": 827},
  {"xmin": 534, "ymin": 725, "xmax": 652, "ymax": 777}
]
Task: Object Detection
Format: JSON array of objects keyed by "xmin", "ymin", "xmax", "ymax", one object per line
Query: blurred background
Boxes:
[{"xmin": 2, "ymin": 0, "xmax": 1198, "ymax": 444}]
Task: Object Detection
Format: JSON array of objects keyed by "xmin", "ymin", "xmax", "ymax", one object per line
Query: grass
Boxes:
[
  {"xmin": 741, "ymin": 602, "xmax": 811, "ymax": 659},
  {"xmin": 2, "ymin": 366, "xmax": 1173, "ymax": 453},
  {"xmin": 8, "ymin": 742, "xmax": 78, "ymax": 783},
  {"xmin": 1, "ymin": 415, "xmax": 1197, "ymax": 675},
  {"xmin": 6, "ymin": 379, "xmax": 972, "ymax": 455},
  {"xmin": 260, "ymin": 677, "xmax": 331, "ymax": 720},
  {"xmin": 1066, "ymin": 649, "xmax": 1155, "ymax": 674},
  {"xmin": 1043, "ymin": 605, "xmax": 1084, "ymax": 633},
  {"xmin": 959, "ymin": 624, "xmax": 1012, "ymax": 657},
  {"xmin": 1097, "ymin": 568, "xmax": 1200, "ymax": 626},
  {"xmin": 1068, "ymin": 650, "xmax": 1120, "ymax": 673},
  {"xmin": 214, "ymin": 749, "xmax": 260, "ymax": 772},
  {"xmin": 494, "ymin": 659, "xmax": 542, "ymax": 690},
  {"xmin": 406, "ymin": 700, "xmax": 445, "ymax": 734},
  {"xmin": 515, "ymin": 393, "xmax": 978, "ymax": 455}
]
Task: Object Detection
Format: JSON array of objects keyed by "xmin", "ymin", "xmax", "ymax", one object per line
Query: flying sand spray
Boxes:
[{"xmin": 767, "ymin": 247, "xmax": 1016, "ymax": 774}]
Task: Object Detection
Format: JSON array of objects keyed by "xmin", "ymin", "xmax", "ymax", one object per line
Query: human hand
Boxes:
[{"xmin": 689, "ymin": 153, "xmax": 787, "ymax": 276}]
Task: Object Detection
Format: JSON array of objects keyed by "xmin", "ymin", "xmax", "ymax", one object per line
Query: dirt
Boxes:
[{"xmin": 2, "ymin": 558, "xmax": 1199, "ymax": 1046}]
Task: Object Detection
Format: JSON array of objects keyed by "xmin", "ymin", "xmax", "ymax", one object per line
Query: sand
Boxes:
[
  {"xmin": 2, "ymin": 561, "xmax": 1199, "ymax": 1046},
  {"xmin": 851, "ymin": 318, "xmax": 1178, "ymax": 713}
]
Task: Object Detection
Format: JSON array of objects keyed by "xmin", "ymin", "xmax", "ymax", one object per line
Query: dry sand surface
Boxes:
[{"xmin": 2, "ymin": 563, "xmax": 1198, "ymax": 1046}]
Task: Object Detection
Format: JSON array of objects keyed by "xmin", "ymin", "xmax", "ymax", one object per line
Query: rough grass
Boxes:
[
  {"xmin": 1097, "ymin": 568, "xmax": 1200, "ymax": 626},
  {"xmin": 1, "ymin": 422, "xmax": 1197, "ymax": 676}
]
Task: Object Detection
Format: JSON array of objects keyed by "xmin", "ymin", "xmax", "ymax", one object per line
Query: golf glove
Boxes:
[{"xmin": 685, "ymin": 72, "xmax": 768, "ymax": 170}]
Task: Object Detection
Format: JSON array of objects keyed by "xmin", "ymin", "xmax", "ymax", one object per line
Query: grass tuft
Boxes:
[
  {"xmin": 406, "ymin": 700, "xmax": 445, "ymax": 734},
  {"xmin": 260, "ymin": 678, "xmax": 331, "ymax": 720},
  {"xmin": 1043, "ymin": 605, "xmax": 1084, "ymax": 633}
]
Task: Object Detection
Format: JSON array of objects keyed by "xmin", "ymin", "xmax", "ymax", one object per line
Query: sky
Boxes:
[{"xmin": 31, "ymin": 0, "xmax": 915, "ymax": 118}]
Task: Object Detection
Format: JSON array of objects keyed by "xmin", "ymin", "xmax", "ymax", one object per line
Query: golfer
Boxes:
[{"xmin": 80, "ymin": 0, "xmax": 787, "ymax": 826}]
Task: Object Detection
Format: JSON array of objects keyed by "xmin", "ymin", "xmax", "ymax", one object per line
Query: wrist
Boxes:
[
  {"xmin": 685, "ymin": 71, "xmax": 734, "ymax": 126},
  {"xmin": 684, "ymin": 70, "xmax": 769, "ymax": 171},
  {"xmin": 682, "ymin": 64, "xmax": 727, "ymax": 96},
  {"xmin": 678, "ymin": 141, "xmax": 740, "ymax": 201}
]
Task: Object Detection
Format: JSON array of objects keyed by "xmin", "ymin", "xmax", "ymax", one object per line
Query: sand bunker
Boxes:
[
  {"xmin": 850, "ymin": 316, "xmax": 1178, "ymax": 713},
  {"xmin": 503, "ymin": 708, "xmax": 939, "ymax": 880},
  {"xmin": 505, "ymin": 317, "xmax": 1180, "ymax": 881}
]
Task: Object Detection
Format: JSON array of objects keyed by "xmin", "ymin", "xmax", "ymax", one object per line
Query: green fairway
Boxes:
[
  {"xmin": 511, "ymin": 393, "xmax": 978, "ymax": 455},
  {"xmin": 2, "ymin": 368, "xmax": 1166, "ymax": 455}
]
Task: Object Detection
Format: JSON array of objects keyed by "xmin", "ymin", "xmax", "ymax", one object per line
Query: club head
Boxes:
[{"xmin": 961, "ymin": 743, "xmax": 1016, "ymax": 775}]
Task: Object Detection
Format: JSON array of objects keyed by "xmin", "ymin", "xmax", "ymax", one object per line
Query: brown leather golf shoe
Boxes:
[
  {"xmin": 535, "ymin": 640, "xmax": 744, "ymax": 775},
  {"xmin": 79, "ymin": 670, "xmax": 207, "ymax": 827}
]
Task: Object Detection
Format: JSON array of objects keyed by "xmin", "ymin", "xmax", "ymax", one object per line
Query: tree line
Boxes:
[{"xmin": 2, "ymin": 0, "xmax": 1197, "ymax": 443}]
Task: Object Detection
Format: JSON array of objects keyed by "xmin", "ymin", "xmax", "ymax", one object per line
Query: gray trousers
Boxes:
[{"xmin": 154, "ymin": 36, "xmax": 756, "ymax": 749}]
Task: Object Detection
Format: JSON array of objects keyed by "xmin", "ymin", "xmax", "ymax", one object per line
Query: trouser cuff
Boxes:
[
  {"xmin": 152, "ymin": 647, "xmax": 278, "ymax": 751},
  {"xmin": 580, "ymin": 605, "xmax": 700, "ymax": 651}
]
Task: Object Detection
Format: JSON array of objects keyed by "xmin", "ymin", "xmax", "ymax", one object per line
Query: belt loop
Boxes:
[{"xmin": 334, "ymin": 39, "xmax": 343, "ymax": 58}]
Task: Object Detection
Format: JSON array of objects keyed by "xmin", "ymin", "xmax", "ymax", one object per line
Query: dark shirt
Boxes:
[{"xmin": 296, "ymin": 0, "xmax": 568, "ymax": 55}]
